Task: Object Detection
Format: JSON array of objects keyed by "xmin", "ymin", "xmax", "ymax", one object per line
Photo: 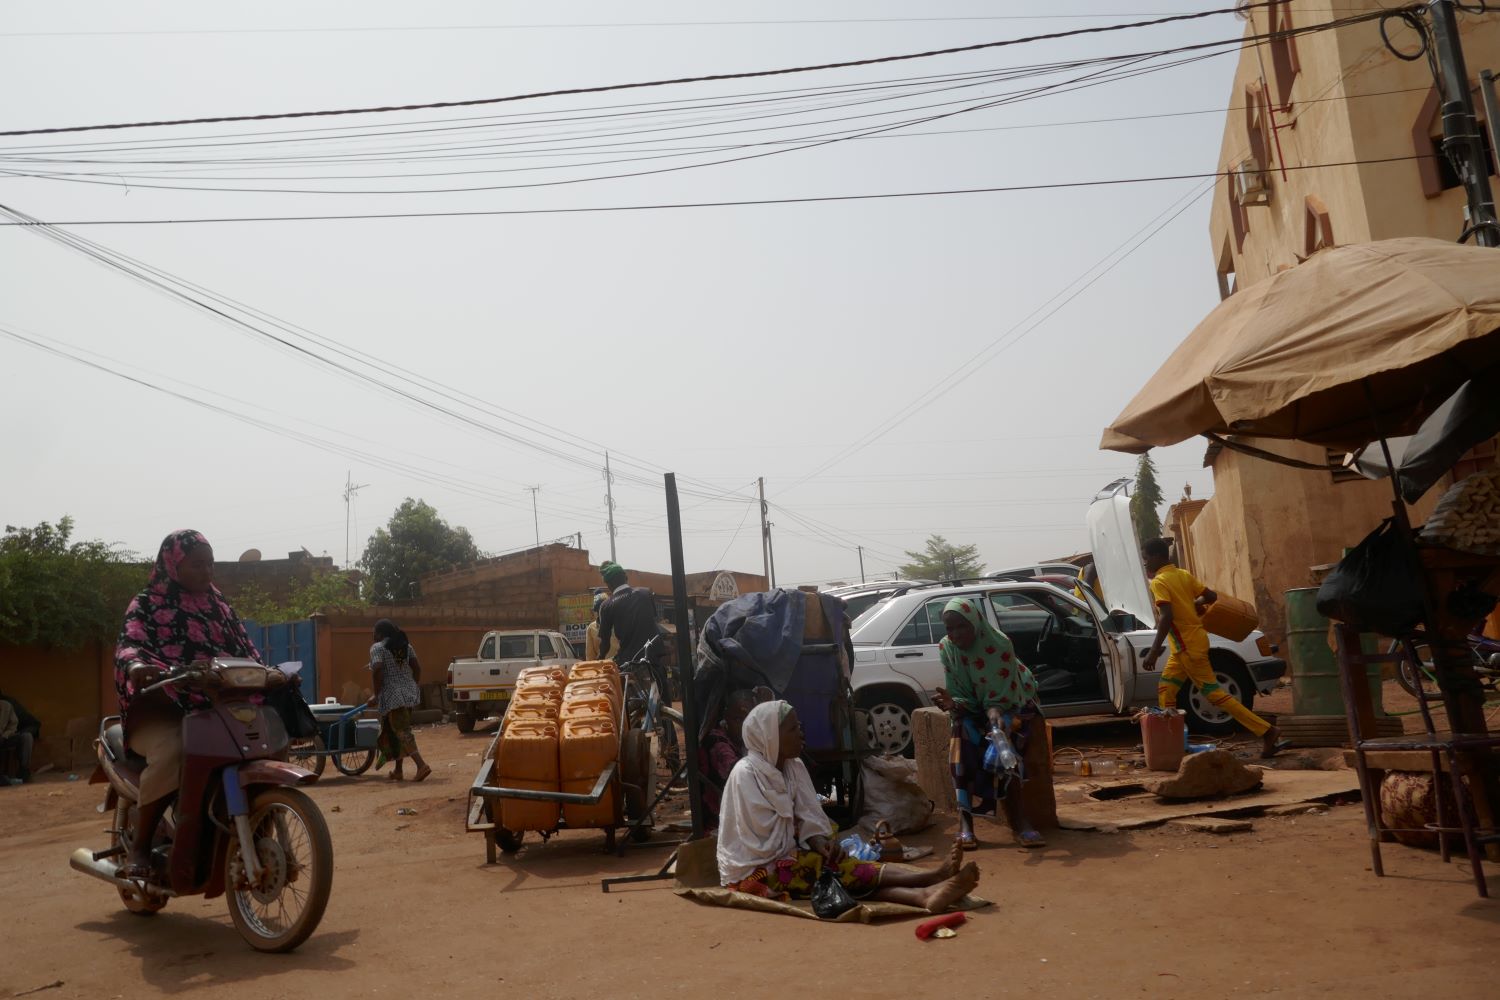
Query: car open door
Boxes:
[{"xmin": 1087, "ymin": 478, "xmax": 1156, "ymax": 627}]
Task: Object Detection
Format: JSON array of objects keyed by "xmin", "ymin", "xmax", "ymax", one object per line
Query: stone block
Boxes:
[
  {"xmin": 1149, "ymin": 749, "xmax": 1265, "ymax": 800},
  {"xmin": 912, "ymin": 708, "xmax": 955, "ymax": 815}
]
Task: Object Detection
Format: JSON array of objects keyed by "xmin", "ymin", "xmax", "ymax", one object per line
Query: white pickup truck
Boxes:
[{"xmin": 446, "ymin": 630, "xmax": 578, "ymax": 733}]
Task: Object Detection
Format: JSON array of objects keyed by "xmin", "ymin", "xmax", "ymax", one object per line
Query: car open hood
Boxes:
[{"xmin": 1086, "ymin": 478, "xmax": 1155, "ymax": 627}]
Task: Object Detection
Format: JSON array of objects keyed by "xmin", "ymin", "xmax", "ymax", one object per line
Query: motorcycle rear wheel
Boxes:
[{"xmin": 226, "ymin": 787, "xmax": 333, "ymax": 953}]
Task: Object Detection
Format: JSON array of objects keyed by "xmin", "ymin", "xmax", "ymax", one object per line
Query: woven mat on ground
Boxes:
[{"xmin": 672, "ymin": 836, "xmax": 990, "ymax": 923}]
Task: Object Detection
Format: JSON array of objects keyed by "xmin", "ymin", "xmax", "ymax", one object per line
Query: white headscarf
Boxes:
[{"xmin": 715, "ymin": 700, "xmax": 833, "ymax": 886}]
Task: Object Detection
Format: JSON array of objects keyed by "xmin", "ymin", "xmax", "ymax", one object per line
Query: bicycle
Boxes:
[
  {"xmin": 1387, "ymin": 633, "xmax": 1500, "ymax": 701},
  {"xmin": 615, "ymin": 634, "xmax": 686, "ymax": 837}
]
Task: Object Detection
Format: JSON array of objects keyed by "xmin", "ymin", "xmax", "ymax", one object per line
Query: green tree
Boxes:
[
  {"xmin": 359, "ymin": 499, "xmax": 482, "ymax": 603},
  {"xmin": 233, "ymin": 572, "xmax": 367, "ymax": 623},
  {"xmin": 898, "ymin": 534, "xmax": 984, "ymax": 580},
  {"xmin": 0, "ymin": 517, "xmax": 147, "ymax": 647},
  {"xmin": 1132, "ymin": 453, "xmax": 1165, "ymax": 542}
]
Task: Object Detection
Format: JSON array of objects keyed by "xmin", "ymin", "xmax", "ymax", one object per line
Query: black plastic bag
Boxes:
[
  {"xmin": 267, "ymin": 682, "xmax": 319, "ymax": 739},
  {"xmin": 810, "ymin": 867, "xmax": 857, "ymax": 920},
  {"xmin": 1315, "ymin": 519, "xmax": 1426, "ymax": 637}
]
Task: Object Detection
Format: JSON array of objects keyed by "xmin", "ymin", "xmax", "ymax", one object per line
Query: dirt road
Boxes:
[{"xmin": 3, "ymin": 720, "xmax": 1496, "ymax": 1000}]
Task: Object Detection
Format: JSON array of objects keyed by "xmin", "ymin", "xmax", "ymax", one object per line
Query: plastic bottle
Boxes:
[
  {"xmin": 838, "ymin": 833, "xmax": 881, "ymax": 862},
  {"xmin": 982, "ymin": 722, "xmax": 1021, "ymax": 776}
]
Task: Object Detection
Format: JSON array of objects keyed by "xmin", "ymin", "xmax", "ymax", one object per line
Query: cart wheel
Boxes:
[
  {"xmin": 497, "ymin": 828, "xmax": 525, "ymax": 854},
  {"xmin": 333, "ymin": 749, "xmax": 375, "ymax": 776},
  {"xmin": 621, "ymin": 728, "xmax": 654, "ymax": 842},
  {"xmin": 287, "ymin": 734, "xmax": 328, "ymax": 779}
]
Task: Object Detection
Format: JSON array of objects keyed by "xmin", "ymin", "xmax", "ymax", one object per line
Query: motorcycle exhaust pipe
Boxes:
[{"xmin": 69, "ymin": 848, "xmax": 176, "ymax": 898}]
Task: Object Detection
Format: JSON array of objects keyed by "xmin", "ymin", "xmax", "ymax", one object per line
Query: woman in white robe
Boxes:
[{"xmin": 715, "ymin": 700, "xmax": 980, "ymax": 912}]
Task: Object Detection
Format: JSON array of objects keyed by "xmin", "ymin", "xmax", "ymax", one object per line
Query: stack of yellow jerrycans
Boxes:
[
  {"xmin": 559, "ymin": 661, "xmax": 622, "ymax": 829},
  {"xmin": 494, "ymin": 666, "xmax": 564, "ymax": 831},
  {"xmin": 492, "ymin": 661, "xmax": 624, "ymax": 834}
]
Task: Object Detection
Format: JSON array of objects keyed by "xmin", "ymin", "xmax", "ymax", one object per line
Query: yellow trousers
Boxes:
[{"xmin": 1158, "ymin": 646, "xmax": 1270, "ymax": 737}]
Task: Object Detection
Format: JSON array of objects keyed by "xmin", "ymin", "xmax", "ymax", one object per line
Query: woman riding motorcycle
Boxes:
[{"xmin": 113, "ymin": 529, "xmax": 263, "ymax": 878}]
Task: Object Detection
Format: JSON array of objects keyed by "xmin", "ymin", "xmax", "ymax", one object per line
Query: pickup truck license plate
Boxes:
[{"xmin": 480, "ymin": 690, "xmax": 511, "ymax": 701}]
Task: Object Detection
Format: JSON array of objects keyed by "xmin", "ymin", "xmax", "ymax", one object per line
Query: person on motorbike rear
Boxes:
[
  {"xmin": 596, "ymin": 562, "xmax": 663, "ymax": 667},
  {"xmin": 113, "ymin": 530, "xmax": 264, "ymax": 879}
]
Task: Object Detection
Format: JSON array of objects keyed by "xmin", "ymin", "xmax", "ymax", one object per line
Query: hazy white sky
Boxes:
[{"xmin": 1, "ymin": 1, "xmax": 1236, "ymax": 586}]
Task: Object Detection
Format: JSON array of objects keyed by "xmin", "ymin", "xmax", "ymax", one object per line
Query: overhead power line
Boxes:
[
  {"xmin": 0, "ymin": 154, "xmax": 1432, "ymax": 226},
  {"xmin": 0, "ymin": 11, "xmax": 1376, "ymax": 39},
  {"xmin": 0, "ymin": 2, "xmax": 1390, "ymax": 137}
]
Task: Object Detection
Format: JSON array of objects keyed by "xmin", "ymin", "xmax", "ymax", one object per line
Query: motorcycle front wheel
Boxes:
[{"xmin": 225, "ymin": 786, "xmax": 333, "ymax": 953}]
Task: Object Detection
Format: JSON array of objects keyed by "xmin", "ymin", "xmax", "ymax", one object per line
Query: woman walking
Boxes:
[
  {"xmin": 934, "ymin": 596, "xmax": 1046, "ymax": 849},
  {"xmin": 368, "ymin": 619, "xmax": 431, "ymax": 782}
]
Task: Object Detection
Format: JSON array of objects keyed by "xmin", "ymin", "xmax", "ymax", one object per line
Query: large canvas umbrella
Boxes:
[{"xmin": 1101, "ymin": 238, "xmax": 1500, "ymax": 455}]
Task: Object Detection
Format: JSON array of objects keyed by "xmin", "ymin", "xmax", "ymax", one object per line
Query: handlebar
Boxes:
[{"xmin": 129, "ymin": 660, "xmax": 285, "ymax": 696}]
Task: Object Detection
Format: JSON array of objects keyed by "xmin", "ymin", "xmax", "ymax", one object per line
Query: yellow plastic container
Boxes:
[
  {"xmin": 512, "ymin": 688, "xmax": 561, "ymax": 712},
  {"xmin": 564, "ymin": 678, "xmax": 620, "ymax": 714},
  {"xmin": 505, "ymin": 704, "xmax": 559, "ymax": 728},
  {"xmin": 559, "ymin": 698, "xmax": 615, "ymax": 724},
  {"xmin": 1200, "ymin": 593, "xmax": 1259, "ymax": 642},
  {"xmin": 518, "ymin": 665, "xmax": 567, "ymax": 685},
  {"xmin": 560, "ymin": 717, "xmax": 620, "ymax": 829},
  {"xmin": 495, "ymin": 720, "xmax": 561, "ymax": 832},
  {"xmin": 569, "ymin": 662, "xmax": 622, "ymax": 700},
  {"xmin": 516, "ymin": 675, "xmax": 563, "ymax": 700}
]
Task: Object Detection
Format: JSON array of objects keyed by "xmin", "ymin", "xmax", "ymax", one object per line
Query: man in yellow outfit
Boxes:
[{"xmin": 1140, "ymin": 538, "xmax": 1283, "ymax": 758}]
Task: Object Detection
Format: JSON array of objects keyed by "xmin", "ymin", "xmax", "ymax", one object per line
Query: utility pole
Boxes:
[
  {"xmin": 757, "ymin": 478, "xmax": 770, "ymax": 585},
  {"xmin": 342, "ymin": 470, "xmax": 369, "ymax": 568},
  {"xmin": 526, "ymin": 486, "xmax": 541, "ymax": 571},
  {"xmin": 603, "ymin": 452, "xmax": 618, "ymax": 563},
  {"xmin": 857, "ymin": 545, "xmax": 866, "ymax": 585},
  {"xmin": 1429, "ymin": 1, "xmax": 1499, "ymax": 245}
]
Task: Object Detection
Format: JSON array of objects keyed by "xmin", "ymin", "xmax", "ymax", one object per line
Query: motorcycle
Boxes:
[{"xmin": 71, "ymin": 657, "xmax": 333, "ymax": 953}]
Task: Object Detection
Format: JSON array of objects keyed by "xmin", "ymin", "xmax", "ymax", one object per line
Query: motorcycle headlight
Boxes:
[{"xmin": 220, "ymin": 666, "xmax": 267, "ymax": 689}]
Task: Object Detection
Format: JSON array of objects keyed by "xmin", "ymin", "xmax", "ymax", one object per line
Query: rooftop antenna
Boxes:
[{"xmin": 343, "ymin": 470, "xmax": 369, "ymax": 568}]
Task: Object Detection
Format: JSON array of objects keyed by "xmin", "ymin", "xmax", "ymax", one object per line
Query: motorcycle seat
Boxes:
[{"xmin": 103, "ymin": 723, "xmax": 148, "ymax": 770}]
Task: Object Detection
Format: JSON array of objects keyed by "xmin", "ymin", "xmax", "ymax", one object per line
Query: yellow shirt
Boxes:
[
  {"xmin": 1149, "ymin": 563, "xmax": 1209, "ymax": 654},
  {"xmin": 585, "ymin": 621, "xmax": 619, "ymax": 661}
]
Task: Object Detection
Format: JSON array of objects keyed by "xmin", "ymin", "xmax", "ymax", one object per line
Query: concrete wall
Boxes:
[
  {"xmin": 415, "ymin": 543, "xmax": 767, "ymax": 627},
  {"xmin": 213, "ymin": 549, "xmax": 350, "ymax": 605},
  {"xmin": 1191, "ymin": 3, "xmax": 1497, "ymax": 642},
  {"xmin": 1187, "ymin": 439, "xmax": 1437, "ymax": 645},
  {"xmin": 313, "ymin": 616, "xmax": 495, "ymax": 706},
  {"xmin": 1207, "ymin": 3, "xmax": 1500, "ymax": 280},
  {"xmin": 0, "ymin": 641, "xmax": 115, "ymax": 770}
]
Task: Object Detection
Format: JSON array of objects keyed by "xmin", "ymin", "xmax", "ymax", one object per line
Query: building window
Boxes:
[
  {"xmin": 1216, "ymin": 236, "xmax": 1237, "ymax": 299},
  {"xmin": 1226, "ymin": 174, "xmax": 1248, "ymax": 252},
  {"xmin": 1269, "ymin": 3, "xmax": 1300, "ymax": 112},
  {"xmin": 1304, "ymin": 195, "xmax": 1334, "ymax": 256}
]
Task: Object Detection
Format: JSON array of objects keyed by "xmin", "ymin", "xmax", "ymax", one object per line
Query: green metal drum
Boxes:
[{"xmin": 1285, "ymin": 587, "xmax": 1383, "ymax": 716}]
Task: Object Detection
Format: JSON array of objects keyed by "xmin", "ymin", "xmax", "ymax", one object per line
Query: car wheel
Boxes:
[
  {"xmin": 455, "ymin": 708, "xmax": 476, "ymax": 734},
  {"xmin": 858, "ymin": 689, "xmax": 916, "ymax": 757},
  {"xmin": 1178, "ymin": 657, "xmax": 1255, "ymax": 737}
]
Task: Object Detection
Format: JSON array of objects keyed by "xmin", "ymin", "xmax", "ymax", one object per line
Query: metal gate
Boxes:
[{"xmin": 242, "ymin": 619, "xmax": 318, "ymax": 702}]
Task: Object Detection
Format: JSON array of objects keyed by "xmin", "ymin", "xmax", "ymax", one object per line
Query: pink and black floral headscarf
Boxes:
[{"xmin": 114, "ymin": 530, "xmax": 260, "ymax": 718}]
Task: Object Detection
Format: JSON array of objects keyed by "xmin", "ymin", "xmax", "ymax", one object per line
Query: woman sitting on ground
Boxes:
[
  {"xmin": 699, "ymin": 688, "xmax": 759, "ymax": 831},
  {"xmin": 934, "ymin": 596, "xmax": 1046, "ymax": 849},
  {"xmin": 716, "ymin": 700, "xmax": 978, "ymax": 912}
]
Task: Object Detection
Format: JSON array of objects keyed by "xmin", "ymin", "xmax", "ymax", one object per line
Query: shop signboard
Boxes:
[{"xmin": 558, "ymin": 592, "xmax": 594, "ymax": 645}]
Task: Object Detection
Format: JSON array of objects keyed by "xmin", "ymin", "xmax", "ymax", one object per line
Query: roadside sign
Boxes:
[{"xmin": 558, "ymin": 592, "xmax": 594, "ymax": 644}]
